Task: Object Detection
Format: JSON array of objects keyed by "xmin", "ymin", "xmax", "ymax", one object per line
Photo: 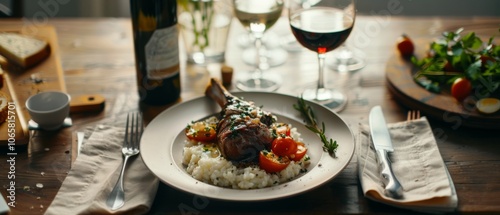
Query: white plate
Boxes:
[{"xmin": 140, "ymin": 92, "xmax": 355, "ymax": 201}]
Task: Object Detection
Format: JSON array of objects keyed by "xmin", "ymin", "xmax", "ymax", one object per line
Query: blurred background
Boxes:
[{"xmin": 1, "ymin": 0, "xmax": 500, "ymax": 18}]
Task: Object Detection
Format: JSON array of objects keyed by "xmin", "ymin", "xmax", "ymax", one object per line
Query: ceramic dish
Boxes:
[{"xmin": 140, "ymin": 92, "xmax": 355, "ymax": 201}]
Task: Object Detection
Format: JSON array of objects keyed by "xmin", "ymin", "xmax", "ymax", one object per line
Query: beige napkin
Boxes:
[
  {"xmin": 357, "ymin": 117, "xmax": 458, "ymax": 213},
  {"xmin": 45, "ymin": 124, "xmax": 159, "ymax": 215}
]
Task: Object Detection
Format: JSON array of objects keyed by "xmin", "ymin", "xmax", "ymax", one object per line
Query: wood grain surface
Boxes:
[
  {"xmin": 0, "ymin": 72, "xmax": 28, "ymax": 146},
  {"xmin": 0, "ymin": 25, "xmax": 67, "ymax": 146}
]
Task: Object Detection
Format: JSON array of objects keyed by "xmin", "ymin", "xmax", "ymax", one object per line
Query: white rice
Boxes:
[{"xmin": 182, "ymin": 127, "xmax": 310, "ymax": 189}]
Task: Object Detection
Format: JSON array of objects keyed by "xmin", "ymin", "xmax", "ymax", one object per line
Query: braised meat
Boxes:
[{"xmin": 205, "ymin": 78, "xmax": 275, "ymax": 163}]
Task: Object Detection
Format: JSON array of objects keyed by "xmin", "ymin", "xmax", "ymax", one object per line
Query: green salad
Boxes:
[{"xmin": 400, "ymin": 28, "xmax": 500, "ymax": 102}]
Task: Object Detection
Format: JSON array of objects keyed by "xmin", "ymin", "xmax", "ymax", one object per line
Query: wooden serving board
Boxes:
[
  {"xmin": 0, "ymin": 25, "xmax": 66, "ymax": 146},
  {"xmin": 0, "ymin": 72, "xmax": 29, "ymax": 146},
  {"xmin": 386, "ymin": 40, "xmax": 500, "ymax": 129}
]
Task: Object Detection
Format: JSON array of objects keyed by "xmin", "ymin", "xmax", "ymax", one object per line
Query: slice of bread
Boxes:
[
  {"xmin": 0, "ymin": 32, "xmax": 51, "ymax": 68},
  {"xmin": 0, "ymin": 92, "xmax": 8, "ymax": 124},
  {"xmin": 0, "ymin": 66, "xmax": 3, "ymax": 89}
]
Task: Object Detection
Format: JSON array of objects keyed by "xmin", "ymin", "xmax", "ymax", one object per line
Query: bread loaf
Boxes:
[{"xmin": 0, "ymin": 33, "xmax": 51, "ymax": 68}]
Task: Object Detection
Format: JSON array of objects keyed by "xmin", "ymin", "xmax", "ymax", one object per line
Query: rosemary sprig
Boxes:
[{"xmin": 293, "ymin": 96, "xmax": 338, "ymax": 157}]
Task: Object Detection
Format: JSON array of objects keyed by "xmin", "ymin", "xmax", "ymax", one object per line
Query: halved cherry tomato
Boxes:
[
  {"xmin": 397, "ymin": 34, "xmax": 415, "ymax": 58},
  {"xmin": 451, "ymin": 77, "xmax": 472, "ymax": 101},
  {"xmin": 185, "ymin": 121, "xmax": 217, "ymax": 142},
  {"xmin": 290, "ymin": 141, "xmax": 307, "ymax": 161},
  {"xmin": 271, "ymin": 136, "xmax": 297, "ymax": 157},
  {"xmin": 259, "ymin": 151, "xmax": 290, "ymax": 173}
]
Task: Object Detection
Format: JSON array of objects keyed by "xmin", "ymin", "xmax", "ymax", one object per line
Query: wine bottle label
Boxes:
[{"xmin": 145, "ymin": 26, "xmax": 180, "ymax": 80}]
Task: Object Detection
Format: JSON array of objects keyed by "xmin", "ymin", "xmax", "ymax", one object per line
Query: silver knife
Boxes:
[{"xmin": 369, "ymin": 105, "xmax": 403, "ymax": 199}]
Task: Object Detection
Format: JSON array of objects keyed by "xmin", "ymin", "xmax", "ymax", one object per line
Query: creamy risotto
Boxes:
[{"xmin": 182, "ymin": 117, "xmax": 310, "ymax": 189}]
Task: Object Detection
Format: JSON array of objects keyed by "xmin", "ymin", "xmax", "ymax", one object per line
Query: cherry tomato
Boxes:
[
  {"xmin": 185, "ymin": 121, "xmax": 217, "ymax": 142},
  {"xmin": 451, "ymin": 77, "xmax": 472, "ymax": 101},
  {"xmin": 397, "ymin": 34, "xmax": 415, "ymax": 58},
  {"xmin": 259, "ymin": 151, "xmax": 290, "ymax": 173},
  {"xmin": 290, "ymin": 141, "xmax": 307, "ymax": 161},
  {"xmin": 271, "ymin": 137, "xmax": 298, "ymax": 157}
]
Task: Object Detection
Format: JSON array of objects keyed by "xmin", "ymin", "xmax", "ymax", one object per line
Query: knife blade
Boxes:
[
  {"xmin": 369, "ymin": 105, "xmax": 403, "ymax": 199},
  {"xmin": 77, "ymin": 132, "xmax": 84, "ymax": 156}
]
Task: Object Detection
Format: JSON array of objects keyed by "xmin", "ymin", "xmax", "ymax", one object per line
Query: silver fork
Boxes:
[
  {"xmin": 407, "ymin": 110, "xmax": 421, "ymax": 121},
  {"xmin": 106, "ymin": 112, "xmax": 143, "ymax": 210}
]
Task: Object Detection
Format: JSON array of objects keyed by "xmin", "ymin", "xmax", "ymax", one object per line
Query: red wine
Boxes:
[
  {"xmin": 130, "ymin": 0, "xmax": 181, "ymax": 105},
  {"xmin": 290, "ymin": 7, "xmax": 354, "ymax": 54}
]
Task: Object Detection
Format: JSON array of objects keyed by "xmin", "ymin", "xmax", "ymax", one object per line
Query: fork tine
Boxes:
[
  {"xmin": 407, "ymin": 110, "xmax": 413, "ymax": 121},
  {"xmin": 131, "ymin": 112, "xmax": 135, "ymax": 149},
  {"xmin": 407, "ymin": 110, "xmax": 421, "ymax": 121},
  {"xmin": 124, "ymin": 112, "xmax": 131, "ymax": 147},
  {"xmin": 134, "ymin": 112, "xmax": 142, "ymax": 148},
  {"xmin": 133, "ymin": 112, "xmax": 138, "ymax": 148}
]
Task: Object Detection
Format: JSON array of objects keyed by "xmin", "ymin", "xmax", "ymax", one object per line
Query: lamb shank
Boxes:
[{"xmin": 205, "ymin": 78, "xmax": 275, "ymax": 163}]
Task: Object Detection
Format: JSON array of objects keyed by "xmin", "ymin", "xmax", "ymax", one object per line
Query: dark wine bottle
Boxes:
[{"xmin": 130, "ymin": 0, "xmax": 181, "ymax": 105}]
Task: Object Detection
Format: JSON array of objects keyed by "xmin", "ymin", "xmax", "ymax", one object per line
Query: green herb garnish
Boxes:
[{"xmin": 293, "ymin": 96, "xmax": 338, "ymax": 157}]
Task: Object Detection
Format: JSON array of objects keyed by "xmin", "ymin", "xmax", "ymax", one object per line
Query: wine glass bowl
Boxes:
[
  {"xmin": 288, "ymin": 0, "xmax": 355, "ymax": 111},
  {"xmin": 233, "ymin": 0, "xmax": 284, "ymax": 91},
  {"xmin": 328, "ymin": 44, "xmax": 365, "ymax": 73}
]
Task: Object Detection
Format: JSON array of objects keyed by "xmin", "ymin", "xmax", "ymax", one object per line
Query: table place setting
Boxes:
[
  {"xmin": 1, "ymin": 1, "xmax": 500, "ymax": 213},
  {"xmin": 45, "ymin": 112, "xmax": 159, "ymax": 214},
  {"xmin": 357, "ymin": 106, "xmax": 458, "ymax": 213}
]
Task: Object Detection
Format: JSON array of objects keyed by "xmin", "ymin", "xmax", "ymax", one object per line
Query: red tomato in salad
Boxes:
[
  {"xmin": 271, "ymin": 137, "xmax": 298, "ymax": 157},
  {"xmin": 451, "ymin": 77, "xmax": 472, "ymax": 101},
  {"xmin": 185, "ymin": 121, "xmax": 217, "ymax": 142},
  {"xmin": 290, "ymin": 141, "xmax": 307, "ymax": 161},
  {"xmin": 397, "ymin": 34, "xmax": 415, "ymax": 58},
  {"xmin": 259, "ymin": 151, "xmax": 290, "ymax": 173}
]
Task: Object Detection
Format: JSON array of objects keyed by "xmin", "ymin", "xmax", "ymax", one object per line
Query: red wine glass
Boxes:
[{"xmin": 289, "ymin": 0, "xmax": 355, "ymax": 111}]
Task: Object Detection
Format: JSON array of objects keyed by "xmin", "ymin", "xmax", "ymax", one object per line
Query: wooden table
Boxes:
[{"xmin": 1, "ymin": 16, "xmax": 499, "ymax": 214}]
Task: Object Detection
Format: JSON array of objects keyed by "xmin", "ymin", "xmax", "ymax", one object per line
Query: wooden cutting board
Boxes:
[
  {"xmin": 0, "ymin": 25, "xmax": 66, "ymax": 146},
  {"xmin": 386, "ymin": 39, "xmax": 500, "ymax": 129}
]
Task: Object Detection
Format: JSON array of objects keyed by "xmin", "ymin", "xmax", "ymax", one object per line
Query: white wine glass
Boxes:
[
  {"xmin": 289, "ymin": 0, "xmax": 355, "ymax": 111},
  {"xmin": 233, "ymin": 0, "xmax": 284, "ymax": 91}
]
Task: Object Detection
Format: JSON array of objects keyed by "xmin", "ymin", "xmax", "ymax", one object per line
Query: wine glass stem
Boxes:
[
  {"xmin": 253, "ymin": 35, "xmax": 264, "ymax": 84},
  {"xmin": 317, "ymin": 52, "xmax": 326, "ymax": 90}
]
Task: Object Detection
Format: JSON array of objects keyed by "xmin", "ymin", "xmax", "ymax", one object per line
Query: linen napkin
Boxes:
[
  {"xmin": 357, "ymin": 117, "xmax": 458, "ymax": 213},
  {"xmin": 45, "ymin": 123, "xmax": 159, "ymax": 215}
]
